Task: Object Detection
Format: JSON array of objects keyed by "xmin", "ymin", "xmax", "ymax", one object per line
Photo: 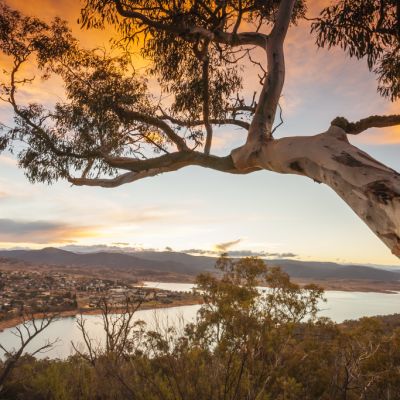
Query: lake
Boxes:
[{"xmin": 1, "ymin": 281, "xmax": 399, "ymax": 360}]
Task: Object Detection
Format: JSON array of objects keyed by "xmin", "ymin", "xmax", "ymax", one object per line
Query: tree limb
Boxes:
[
  {"xmin": 113, "ymin": 0, "xmax": 268, "ymax": 48},
  {"xmin": 247, "ymin": 0, "xmax": 296, "ymax": 143},
  {"xmin": 105, "ymin": 151, "xmax": 240, "ymax": 172},
  {"xmin": 158, "ymin": 113, "xmax": 250, "ymax": 130},
  {"xmin": 7, "ymin": 61, "xmax": 103, "ymax": 160},
  {"xmin": 202, "ymin": 55, "xmax": 213, "ymax": 155},
  {"xmin": 331, "ymin": 115, "xmax": 400, "ymax": 134},
  {"xmin": 232, "ymin": 0, "xmax": 296, "ymax": 170},
  {"xmin": 69, "ymin": 169, "xmax": 166, "ymax": 188},
  {"xmin": 114, "ymin": 107, "xmax": 188, "ymax": 151},
  {"xmin": 71, "ymin": 151, "xmax": 259, "ymax": 187}
]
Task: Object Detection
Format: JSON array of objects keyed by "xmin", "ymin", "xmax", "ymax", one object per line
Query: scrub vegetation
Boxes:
[{"xmin": 2, "ymin": 256, "xmax": 400, "ymax": 399}]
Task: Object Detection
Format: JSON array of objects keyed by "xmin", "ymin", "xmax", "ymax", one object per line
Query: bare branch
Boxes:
[
  {"xmin": 72, "ymin": 295, "xmax": 146, "ymax": 365},
  {"xmin": 331, "ymin": 114, "xmax": 400, "ymax": 134},
  {"xmin": 0, "ymin": 312, "xmax": 58, "ymax": 389},
  {"xmin": 72, "ymin": 315, "xmax": 98, "ymax": 365},
  {"xmin": 271, "ymin": 103, "xmax": 284, "ymax": 135},
  {"xmin": 30, "ymin": 338, "xmax": 59, "ymax": 357}
]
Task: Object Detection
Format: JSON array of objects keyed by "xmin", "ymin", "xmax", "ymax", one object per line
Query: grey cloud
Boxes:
[
  {"xmin": 227, "ymin": 250, "xmax": 297, "ymax": 258},
  {"xmin": 181, "ymin": 248, "xmax": 209, "ymax": 255},
  {"xmin": 182, "ymin": 248, "xmax": 297, "ymax": 258},
  {"xmin": 0, "ymin": 219, "xmax": 64, "ymax": 235},
  {"xmin": 274, "ymin": 252, "xmax": 297, "ymax": 258},
  {"xmin": 60, "ymin": 244, "xmax": 158, "ymax": 253},
  {"xmin": 57, "ymin": 244, "xmax": 297, "ymax": 259},
  {"xmin": 215, "ymin": 239, "xmax": 241, "ymax": 252},
  {"xmin": 0, "ymin": 218, "xmax": 92, "ymax": 243}
]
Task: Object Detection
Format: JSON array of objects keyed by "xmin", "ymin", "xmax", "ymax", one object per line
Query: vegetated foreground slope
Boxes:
[{"xmin": 3, "ymin": 256, "xmax": 400, "ymax": 400}]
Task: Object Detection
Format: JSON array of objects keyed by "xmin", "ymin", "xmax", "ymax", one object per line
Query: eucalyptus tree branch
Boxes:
[
  {"xmin": 232, "ymin": 0, "xmax": 244, "ymax": 35},
  {"xmin": 105, "ymin": 151, "xmax": 240, "ymax": 172},
  {"xmin": 159, "ymin": 113, "xmax": 250, "ymax": 130},
  {"xmin": 202, "ymin": 55, "xmax": 213, "ymax": 155},
  {"xmin": 6, "ymin": 62, "xmax": 102, "ymax": 160},
  {"xmin": 69, "ymin": 170, "xmax": 141, "ymax": 188},
  {"xmin": 9, "ymin": 101, "xmax": 102, "ymax": 160},
  {"xmin": 70, "ymin": 151, "xmax": 259, "ymax": 188},
  {"xmin": 331, "ymin": 114, "xmax": 400, "ymax": 134},
  {"xmin": 231, "ymin": 0, "xmax": 296, "ymax": 170},
  {"xmin": 247, "ymin": 0, "xmax": 296, "ymax": 144},
  {"xmin": 229, "ymin": 105, "xmax": 256, "ymax": 114},
  {"xmin": 114, "ymin": 107, "xmax": 188, "ymax": 151},
  {"xmin": 113, "ymin": 0, "xmax": 268, "ymax": 48}
]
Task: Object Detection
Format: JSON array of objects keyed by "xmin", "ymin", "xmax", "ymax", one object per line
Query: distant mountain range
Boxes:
[{"xmin": 0, "ymin": 247, "xmax": 399, "ymax": 282}]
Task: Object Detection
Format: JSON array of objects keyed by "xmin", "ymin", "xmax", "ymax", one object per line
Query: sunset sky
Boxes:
[{"xmin": 0, "ymin": 0, "xmax": 399, "ymax": 266}]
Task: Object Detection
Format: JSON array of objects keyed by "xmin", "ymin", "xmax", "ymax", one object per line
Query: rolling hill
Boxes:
[{"xmin": 0, "ymin": 247, "xmax": 399, "ymax": 282}]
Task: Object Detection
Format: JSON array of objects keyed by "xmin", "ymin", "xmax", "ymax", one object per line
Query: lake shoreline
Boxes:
[
  {"xmin": 291, "ymin": 279, "xmax": 400, "ymax": 294},
  {"xmin": 2, "ymin": 279, "xmax": 399, "ymax": 332},
  {"xmin": 0, "ymin": 298, "xmax": 203, "ymax": 332},
  {"xmin": 2, "ymin": 287, "xmax": 400, "ymax": 361},
  {"xmin": 141, "ymin": 279, "xmax": 400, "ymax": 294}
]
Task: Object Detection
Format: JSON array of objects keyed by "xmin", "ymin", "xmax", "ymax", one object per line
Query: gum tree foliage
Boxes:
[
  {"xmin": 311, "ymin": 0, "xmax": 400, "ymax": 101},
  {"xmin": 0, "ymin": 0, "xmax": 399, "ymax": 256}
]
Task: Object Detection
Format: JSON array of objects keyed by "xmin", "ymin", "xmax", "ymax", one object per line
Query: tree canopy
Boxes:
[
  {"xmin": 0, "ymin": 0, "xmax": 399, "ymax": 256},
  {"xmin": 312, "ymin": 0, "xmax": 400, "ymax": 101}
]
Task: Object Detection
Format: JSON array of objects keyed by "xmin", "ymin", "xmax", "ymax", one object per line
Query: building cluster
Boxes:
[
  {"xmin": 0, "ymin": 270, "xmax": 80, "ymax": 320},
  {"xmin": 0, "ymin": 270, "xmax": 189, "ymax": 322}
]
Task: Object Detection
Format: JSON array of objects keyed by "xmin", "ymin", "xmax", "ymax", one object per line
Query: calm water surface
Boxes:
[{"xmin": 1, "ymin": 281, "xmax": 399, "ymax": 359}]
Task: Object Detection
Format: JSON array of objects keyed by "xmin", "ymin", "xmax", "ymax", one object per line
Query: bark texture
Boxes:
[{"xmin": 232, "ymin": 126, "xmax": 400, "ymax": 257}]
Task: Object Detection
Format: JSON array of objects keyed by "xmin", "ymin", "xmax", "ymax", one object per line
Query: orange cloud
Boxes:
[
  {"xmin": 359, "ymin": 126, "xmax": 400, "ymax": 145},
  {"xmin": 5, "ymin": 0, "xmax": 398, "ymax": 149},
  {"xmin": 6, "ymin": 0, "xmax": 114, "ymax": 48},
  {"xmin": 2, "ymin": 0, "xmax": 148, "ymax": 113}
]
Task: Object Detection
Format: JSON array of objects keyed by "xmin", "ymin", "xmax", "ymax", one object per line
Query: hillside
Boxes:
[
  {"xmin": 0, "ymin": 248, "xmax": 192, "ymax": 275},
  {"xmin": 0, "ymin": 248, "xmax": 399, "ymax": 283}
]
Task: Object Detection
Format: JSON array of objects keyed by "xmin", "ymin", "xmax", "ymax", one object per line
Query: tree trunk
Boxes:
[{"xmin": 232, "ymin": 125, "xmax": 400, "ymax": 257}]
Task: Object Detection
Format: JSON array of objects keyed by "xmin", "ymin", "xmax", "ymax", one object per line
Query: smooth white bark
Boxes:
[{"xmin": 232, "ymin": 126, "xmax": 400, "ymax": 257}]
